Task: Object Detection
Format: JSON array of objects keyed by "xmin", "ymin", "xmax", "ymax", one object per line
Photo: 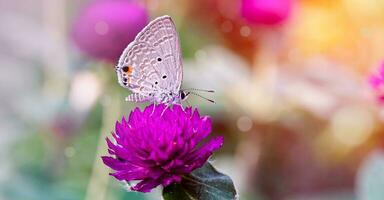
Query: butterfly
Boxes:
[
  {"xmin": 115, "ymin": 15, "xmax": 214, "ymax": 106},
  {"xmin": 115, "ymin": 15, "xmax": 184, "ymax": 105}
]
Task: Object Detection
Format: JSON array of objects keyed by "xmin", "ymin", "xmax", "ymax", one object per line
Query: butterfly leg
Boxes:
[
  {"xmin": 161, "ymin": 103, "xmax": 170, "ymax": 116},
  {"xmin": 150, "ymin": 103, "xmax": 157, "ymax": 116},
  {"xmin": 173, "ymin": 101, "xmax": 185, "ymax": 111}
]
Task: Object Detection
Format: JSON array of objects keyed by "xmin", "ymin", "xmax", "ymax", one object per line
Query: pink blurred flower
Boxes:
[
  {"xmin": 240, "ymin": 0, "xmax": 292, "ymax": 25},
  {"xmin": 71, "ymin": 0, "xmax": 148, "ymax": 62},
  {"xmin": 369, "ymin": 62, "xmax": 384, "ymax": 103}
]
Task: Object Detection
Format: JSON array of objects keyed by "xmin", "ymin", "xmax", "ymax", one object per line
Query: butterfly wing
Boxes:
[{"xmin": 116, "ymin": 15, "xmax": 183, "ymax": 99}]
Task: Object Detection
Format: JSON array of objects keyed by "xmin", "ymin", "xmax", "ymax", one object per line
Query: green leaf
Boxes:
[{"xmin": 163, "ymin": 162, "xmax": 237, "ymax": 200}]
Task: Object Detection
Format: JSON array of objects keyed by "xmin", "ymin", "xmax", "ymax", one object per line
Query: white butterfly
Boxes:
[{"xmin": 115, "ymin": 15, "xmax": 188, "ymax": 105}]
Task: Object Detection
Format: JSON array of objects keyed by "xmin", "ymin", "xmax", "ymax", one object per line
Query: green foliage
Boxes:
[{"xmin": 163, "ymin": 162, "xmax": 237, "ymax": 200}]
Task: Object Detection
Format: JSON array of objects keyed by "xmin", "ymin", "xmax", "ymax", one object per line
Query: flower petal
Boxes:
[
  {"xmin": 182, "ymin": 136, "xmax": 224, "ymax": 172},
  {"xmin": 131, "ymin": 179, "xmax": 160, "ymax": 192},
  {"xmin": 102, "ymin": 156, "xmax": 136, "ymax": 171},
  {"xmin": 161, "ymin": 174, "xmax": 182, "ymax": 187},
  {"xmin": 111, "ymin": 167, "xmax": 150, "ymax": 181}
]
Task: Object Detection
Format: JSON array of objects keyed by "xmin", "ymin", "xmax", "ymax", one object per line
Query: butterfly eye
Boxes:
[
  {"xmin": 157, "ymin": 57, "xmax": 162, "ymax": 62},
  {"xmin": 155, "ymin": 81, "xmax": 158, "ymax": 85},
  {"xmin": 162, "ymin": 75, "xmax": 167, "ymax": 79}
]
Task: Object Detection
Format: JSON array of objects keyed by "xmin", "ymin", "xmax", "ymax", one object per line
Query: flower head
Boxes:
[
  {"xmin": 71, "ymin": 0, "xmax": 148, "ymax": 62},
  {"xmin": 241, "ymin": 0, "xmax": 292, "ymax": 25},
  {"xmin": 369, "ymin": 62, "xmax": 384, "ymax": 103},
  {"xmin": 102, "ymin": 104, "xmax": 224, "ymax": 192}
]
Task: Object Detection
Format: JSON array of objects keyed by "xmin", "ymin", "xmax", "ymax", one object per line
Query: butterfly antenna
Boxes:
[
  {"xmin": 189, "ymin": 92, "xmax": 215, "ymax": 104},
  {"xmin": 184, "ymin": 88, "xmax": 215, "ymax": 93},
  {"xmin": 185, "ymin": 99, "xmax": 191, "ymax": 107}
]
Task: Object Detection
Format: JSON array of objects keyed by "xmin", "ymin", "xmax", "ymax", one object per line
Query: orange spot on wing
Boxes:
[
  {"xmin": 127, "ymin": 66, "xmax": 133, "ymax": 74},
  {"xmin": 122, "ymin": 65, "xmax": 133, "ymax": 75}
]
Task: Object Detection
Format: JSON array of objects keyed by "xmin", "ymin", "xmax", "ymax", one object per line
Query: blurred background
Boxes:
[{"xmin": 1, "ymin": 0, "xmax": 384, "ymax": 199}]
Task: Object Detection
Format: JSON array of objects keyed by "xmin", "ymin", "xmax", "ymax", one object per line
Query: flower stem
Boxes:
[{"xmin": 85, "ymin": 71, "xmax": 122, "ymax": 200}]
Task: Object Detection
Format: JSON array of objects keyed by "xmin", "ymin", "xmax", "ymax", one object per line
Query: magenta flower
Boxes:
[
  {"xmin": 369, "ymin": 62, "xmax": 384, "ymax": 103},
  {"xmin": 71, "ymin": 0, "xmax": 148, "ymax": 62},
  {"xmin": 102, "ymin": 104, "xmax": 224, "ymax": 192},
  {"xmin": 241, "ymin": 0, "xmax": 292, "ymax": 25}
]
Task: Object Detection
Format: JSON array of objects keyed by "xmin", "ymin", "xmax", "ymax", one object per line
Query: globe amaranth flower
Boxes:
[
  {"xmin": 369, "ymin": 62, "xmax": 384, "ymax": 103},
  {"xmin": 71, "ymin": 0, "xmax": 148, "ymax": 62},
  {"xmin": 241, "ymin": 0, "xmax": 292, "ymax": 25},
  {"xmin": 102, "ymin": 104, "xmax": 224, "ymax": 192}
]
